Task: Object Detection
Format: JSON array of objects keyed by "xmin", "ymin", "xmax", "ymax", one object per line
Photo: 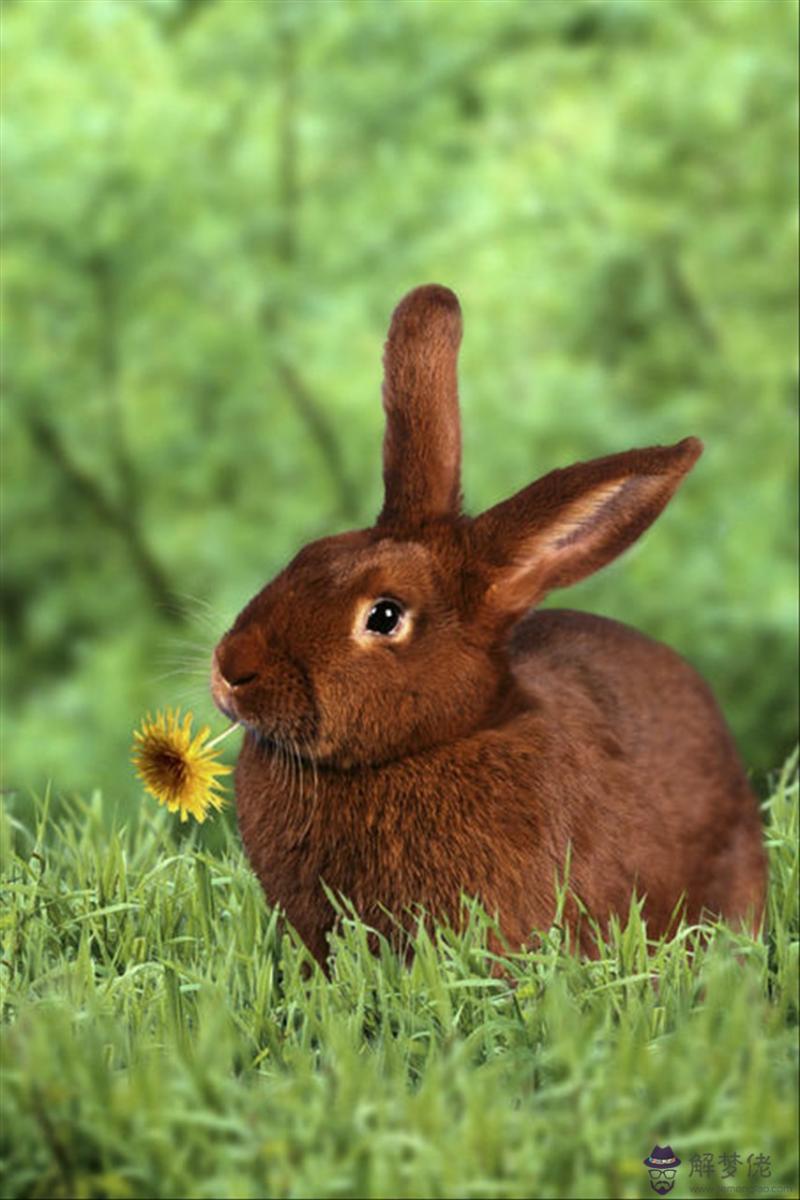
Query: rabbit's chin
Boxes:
[
  {"xmin": 248, "ymin": 728, "xmax": 288, "ymax": 756},
  {"xmin": 229, "ymin": 703, "xmax": 325, "ymax": 758},
  {"xmin": 239, "ymin": 717, "xmax": 403, "ymax": 771}
]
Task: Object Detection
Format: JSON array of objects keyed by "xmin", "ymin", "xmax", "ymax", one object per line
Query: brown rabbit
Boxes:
[{"xmin": 211, "ymin": 284, "xmax": 766, "ymax": 966}]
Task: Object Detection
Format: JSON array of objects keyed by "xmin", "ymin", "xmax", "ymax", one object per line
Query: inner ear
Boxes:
[
  {"xmin": 476, "ymin": 438, "xmax": 702, "ymax": 617},
  {"xmin": 541, "ymin": 477, "xmax": 640, "ymax": 553},
  {"xmin": 488, "ymin": 477, "xmax": 641, "ymax": 611}
]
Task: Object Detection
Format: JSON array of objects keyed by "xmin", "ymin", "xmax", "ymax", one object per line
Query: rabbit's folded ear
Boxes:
[
  {"xmin": 378, "ymin": 284, "xmax": 463, "ymax": 528},
  {"xmin": 474, "ymin": 438, "xmax": 703, "ymax": 618}
]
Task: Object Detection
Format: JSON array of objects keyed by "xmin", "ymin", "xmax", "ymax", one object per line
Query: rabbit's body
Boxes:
[
  {"xmin": 234, "ymin": 607, "xmax": 764, "ymax": 962},
  {"xmin": 214, "ymin": 285, "xmax": 766, "ymax": 966}
]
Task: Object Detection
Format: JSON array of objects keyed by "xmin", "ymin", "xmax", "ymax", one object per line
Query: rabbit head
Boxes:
[{"xmin": 211, "ymin": 284, "xmax": 701, "ymax": 769}]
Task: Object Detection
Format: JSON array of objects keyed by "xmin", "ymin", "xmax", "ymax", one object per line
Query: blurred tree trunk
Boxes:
[
  {"xmin": 261, "ymin": 7, "xmax": 359, "ymax": 523},
  {"xmin": 18, "ymin": 245, "xmax": 183, "ymax": 623}
]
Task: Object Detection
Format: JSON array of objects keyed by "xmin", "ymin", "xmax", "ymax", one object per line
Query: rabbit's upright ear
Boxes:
[
  {"xmin": 473, "ymin": 438, "xmax": 703, "ymax": 619},
  {"xmin": 378, "ymin": 285, "xmax": 463, "ymax": 528}
]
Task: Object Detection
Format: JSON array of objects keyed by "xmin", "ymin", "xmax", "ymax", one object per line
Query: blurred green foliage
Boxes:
[{"xmin": 2, "ymin": 0, "xmax": 797, "ymax": 807}]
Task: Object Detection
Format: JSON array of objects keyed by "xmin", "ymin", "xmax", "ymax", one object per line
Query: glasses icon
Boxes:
[{"xmin": 649, "ymin": 1169, "xmax": 677, "ymax": 1180}]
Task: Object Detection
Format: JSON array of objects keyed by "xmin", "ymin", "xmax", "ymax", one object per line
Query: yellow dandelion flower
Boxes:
[{"xmin": 131, "ymin": 708, "xmax": 236, "ymax": 823}]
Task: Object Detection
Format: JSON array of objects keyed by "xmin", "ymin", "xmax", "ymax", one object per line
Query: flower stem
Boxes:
[{"xmin": 207, "ymin": 723, "xmax": 240, "ymax": 750}]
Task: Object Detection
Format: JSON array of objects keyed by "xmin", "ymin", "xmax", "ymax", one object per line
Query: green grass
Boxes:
[{"xmin": 1, "ymin": 756, "xmax": 798, "ymax": 1200}]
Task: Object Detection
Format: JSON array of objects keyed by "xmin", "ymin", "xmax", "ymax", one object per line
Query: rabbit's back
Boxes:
[{"xmin": 509, "ymin": 609, "xmax": 766, "ymax": 936}]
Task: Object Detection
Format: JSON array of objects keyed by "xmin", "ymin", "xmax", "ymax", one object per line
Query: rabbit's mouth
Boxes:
[
  {"xmin": 210, "ymin": 644, "xmax": 320, "ymax": 752},
  {"xmin": 210, "ymin": 653, "xmax": 239, "ymax": 722},
  {"xmin": 213, "ymin": 697, "xmax": 316, "ymax": 758}
]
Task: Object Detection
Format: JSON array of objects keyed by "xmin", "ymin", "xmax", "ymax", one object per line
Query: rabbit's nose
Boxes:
[
  {"xmin": 228, "ymin": 671, "xmax": 258, "ymax": 687},
  {"xmin": 214, "ymin": 639, "xmax": 261, "ymax": 690}
]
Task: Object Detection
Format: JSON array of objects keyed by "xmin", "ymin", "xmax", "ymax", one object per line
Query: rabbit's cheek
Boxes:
[
  {"xmin": 307, "ymin": 664, "xmax": 389, "ymax": 764},
  {"xmin": 244, "ymin": 668, "xmax": 319, "ymax": 744}
]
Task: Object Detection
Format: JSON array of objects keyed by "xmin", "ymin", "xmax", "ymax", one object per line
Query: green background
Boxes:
[{"xmin": 2, "ymin": 0, "xmax": 797, "ymax": 809}]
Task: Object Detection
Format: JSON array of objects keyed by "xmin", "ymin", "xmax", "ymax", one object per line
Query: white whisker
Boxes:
[
  {"xmin": 152, "ymin": 665, "xmax": 210, "ymax": 681},
  {"xmin": 169, "ymin": 591, "xmax": 230, "ymax": 631},
  {"xmin": 299, "ymin": 735, "xmax": 319, "ymax": 840},
  {"xmin": 289, "ymin": 735, "xmax": 300, "ymax": 809}
]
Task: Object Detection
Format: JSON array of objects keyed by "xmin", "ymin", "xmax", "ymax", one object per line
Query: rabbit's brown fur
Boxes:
[{"xmin": 212, "ymin": 284, "xmax": 766, "ymax": 966}]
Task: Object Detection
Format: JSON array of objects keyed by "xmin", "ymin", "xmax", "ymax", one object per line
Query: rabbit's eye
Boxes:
[{"xmin": 365, "ymin": 599, "xmax": 405, "ymax": 636}]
